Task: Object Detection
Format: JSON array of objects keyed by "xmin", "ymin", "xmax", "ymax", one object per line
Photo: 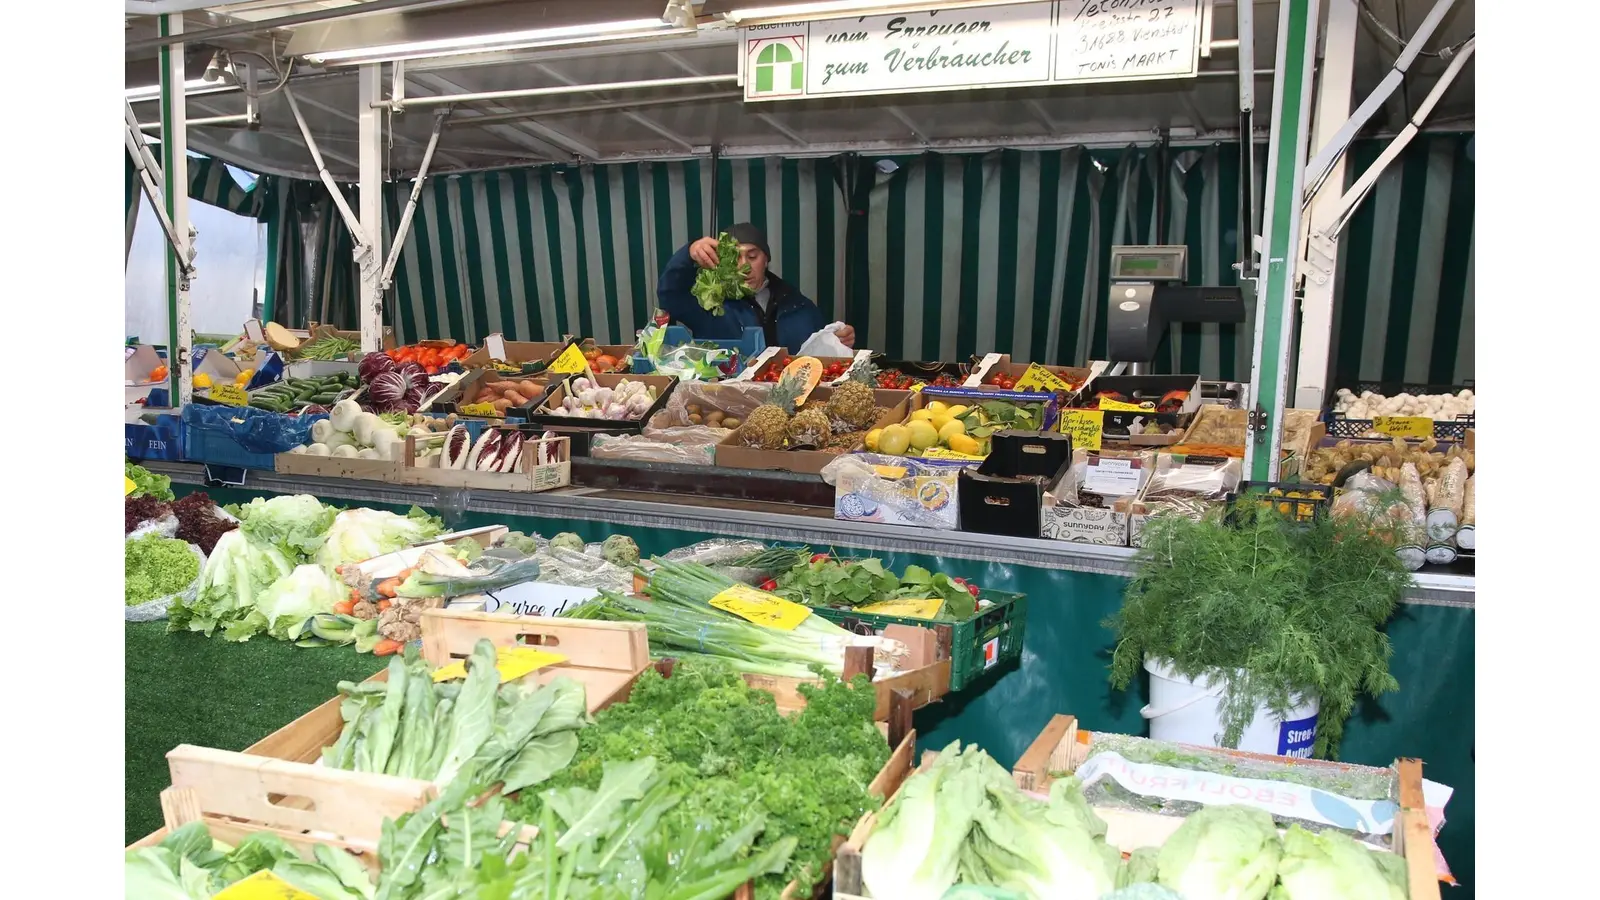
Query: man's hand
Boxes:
[
  {"xmin": 689, "ymin": 236, "xmax": 721, "ymax": 269},
  {"xmin": 836, "ymin": 325, "xmax": 856, "ymax": 348}
]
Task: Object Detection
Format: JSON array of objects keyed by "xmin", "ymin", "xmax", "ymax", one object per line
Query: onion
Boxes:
[{"xmin": 358, "ymin": 352, "xmax": 396, "ymax": 382}]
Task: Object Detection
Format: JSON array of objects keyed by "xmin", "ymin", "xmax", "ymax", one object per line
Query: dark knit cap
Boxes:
[{"xmin": 726, "ymin": 222, "xmax": 771, "ymax": 262}]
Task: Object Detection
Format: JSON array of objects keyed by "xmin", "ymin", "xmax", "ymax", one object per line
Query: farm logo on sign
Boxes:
[{"xmin": 747, "ymin": 36, "xmax": 805, "ymax": 98}]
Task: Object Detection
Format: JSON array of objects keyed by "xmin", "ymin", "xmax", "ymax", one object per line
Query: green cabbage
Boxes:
[
  {"xmin": 249, "ymin": 564, "xmax": 348, "ymax": 642},
  {"xmin": 168, "ymin": 530, "xmax": 295, "ymax": 638},
  {"xmin": 549, "ymin": 532, "xmax": 585, "ymax": 553},
  {"xmin": 861, "ymin": 741, "xmax": 985, "ymax": 900},
  {"xmin": 1272, "ymin": 825, "xmax": 1407, "ymax": 900},
  {"xmin": 968, "ymin": 775, "xmax": 1120, "ymax": 899},
  {"xmin": 601, "ymin": 534, "xmax": 640, "ymax": 567},
  {"xmin": 233, "ymin": 494, "xmax": 338, "ymax": 561},
  {"xmin": 313, "ymin": 506, "xmax": 444, "ymax": 571},
  {"xmin": 1157, "ymin": 804, "xmax": 1282, "ymax": 900}
]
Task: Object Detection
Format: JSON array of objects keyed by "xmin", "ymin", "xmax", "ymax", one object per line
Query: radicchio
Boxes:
[
  {"xmin": 369, "ymin": 370, "xmax": 410, "ymax": 406},
  {"xmin": 358, "ymin": 352, "xmax": 396, "ymax": 382}
]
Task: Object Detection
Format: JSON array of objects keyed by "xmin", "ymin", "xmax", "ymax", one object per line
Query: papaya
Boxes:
[{"xmin": 780, "ymin": 356, "xmax": 826, "ymax": 406}]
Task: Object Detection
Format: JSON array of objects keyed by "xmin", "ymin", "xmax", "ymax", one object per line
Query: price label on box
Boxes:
[
  {"xmin": 1372, "ymin": 416, "xmax": 1433, "ymax": 439},
  {"xmin": 857, "ymin": 597, "xmax": 944, "ymax": 619},
  {"xmin": 209, "ymin": 384, "xmax": 250, "ymax": 406},
  {"xmin": 1014, "ymin": 363, "xmax": 1072, "ymax": 393},
  {"xmin": 1059, "ymin": 409, "xmax": 1104, "ymax": 450},
  {"xmin": 1097, "ymin": 397, "xmax": 1150, "ymax": 413},
  {"xmin": 709, "ymin": 583, "xmax": 811, "ymax": 631},
  {"xmin": 431, "ymin": 646, "xmax": 568, "ymax": 684},
  {"xmin": 547, "ymin": 344, "xmax": 592, "ymax": 375},
  {"xmin": 213, "ymin": 870, "xmax": 321, "ymax": 900}
]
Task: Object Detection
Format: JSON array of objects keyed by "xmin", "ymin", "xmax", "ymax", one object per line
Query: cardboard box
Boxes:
[
  {"xmin": 460, "ymin": 336, "xmax": 574, "ymax": 369},
  {"xmin": 714, "ymin": 393, "xmax": 910, "ymax": 475},
  {"xmin": 1076, "ymin": 374, "xmax": 1203, "ymax": 416},
  {"xmin": 895, "ymin": 386, "xmax": 1061, "ymax": 462},
  {"xmin": 432, "ymin": 369, "xmax": 563, "ymax": 419},
  {"xmin": 744, "ymin": 353, "xmax": 860, "ymax": 384},
  {"xmin": 958, "ymin": 431, "xmax": 1073, "ymax": 538},
  {"xmin": 304, "ymin": 322, "xmax": 396, "ymax": 353},
  {"xmin": 126, "ymin": 344, "xmax": 165, "ymax": 404},
  {"xmin": 963, "ymin": 354, "xmax": 1092, "ymax": 395},
  {"xmin": 1039, "ymin": 449, "xmax": 1152, "ymax": 547}
]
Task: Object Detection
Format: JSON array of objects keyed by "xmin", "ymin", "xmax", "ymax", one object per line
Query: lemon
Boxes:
[
  {"xmin": 945, "ymin": 404, "xmax": 970, "ymax": 418},
  {"xmin": 909, "ymin": 409, "xmax": 935, "ymax": 423},
  {"xmin": 930, "ymin": 413, "xmax": 954, "ymax": 431},
  {"xmin": 948, "ymin": 433, "xmax": 982, "ymax": 455},
  {"xmin": 193, "ymin": 373, "xmax": 214, "ymax": 389},
  {"xmin": 938, "ymin": 419, "xmax": 967, "ymax": 444},
  {"xmin": 926, "ymin": 400, "xmax": 949, "ymax": 414},
  {"xmin": 907, "ymin": 420, "xmax": 939, "ymax": 451},
  {"xmin": 865, "ymin": 428, "xmax": 883, "ymax": 452},
  {"xmin": 878, "ymin": 424, "xmax": 912, "ymax": 456}
]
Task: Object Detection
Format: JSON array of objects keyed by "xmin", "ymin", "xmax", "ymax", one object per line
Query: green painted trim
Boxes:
[
  {"xmin": 159, "ymin": 17, "xmax": 181, "ymax": 404},
  {"xmin": 1252, "ymin": 0, "xmax": 1314, "ymax": 481}
]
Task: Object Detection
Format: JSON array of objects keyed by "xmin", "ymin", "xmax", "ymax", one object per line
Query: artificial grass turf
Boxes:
[{"xmin": 125, "ymin": 621, "xmax": 383, "ymax": 844}]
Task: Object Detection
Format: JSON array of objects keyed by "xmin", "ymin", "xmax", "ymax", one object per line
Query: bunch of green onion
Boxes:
[{"xmin": 564, "ymin": 560, "xmax": 901, "ymax": 679}]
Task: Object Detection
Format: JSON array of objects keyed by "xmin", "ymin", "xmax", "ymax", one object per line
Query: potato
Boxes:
[
  {"xmin": 689, "ymin": 413, "xmax": 703, "ymax": 425},
  {"xmin": 687, "ymin": 404, "xmax": 702, "ymax": 415},
  {"xmin": 706, "ymin": 410, "xmax": 726, "ymax": 426},
  {"xmin": 721, "ymin": 417, "xmax": 742, "ymax": 429}
]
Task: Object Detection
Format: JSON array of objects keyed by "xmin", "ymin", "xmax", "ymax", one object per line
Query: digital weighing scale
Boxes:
[{"xmin": 1103, "ymin": 245, "xmax": 1248, "ymax": 374}]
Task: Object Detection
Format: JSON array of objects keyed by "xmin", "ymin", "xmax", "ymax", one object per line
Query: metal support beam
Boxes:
[
  {"xmin": 125, "ymin": 103, "xmax": 194, "ymax": 278},
  {"xmin": 1244, "ymin": 0, "xmax": 1319, "ymax": 482},
  {"xmin": 885, "ymin": 107, "xmax": 928, "ymax": 144},
  {"xmin": 531, "ymin": 62, "xmax": 695, "ymax": 151},
  {"xmin": 127, "ymin": 0, "xmax": 482, "ymax": 54},
  {"xmin": 139, "ymin": 113, "xmax": 254, "ymax": 131},
  {"xmin": 159, "ymin": 14, "xmax": 193, "ymax": 408},
  {"xmin": 384, "ymin": 74, "xmax": 737, "ymax": 109},
  {"xmin": 1301, "ymin": 0, "xmax": 1459, "ymax": 203},
  {"xmin": 357, "ymin": 64, "xmax": 385, "ymax": 354},
  {"xmin": 660, "ymin": 51, "xmax": 804, "ymax": 145},
  {"xmin": 290, "ymin": 88, "xmax": 471, "ymax": 172},
  {"xmin": 380, "ymin": 109, "xmax": 450, "ymax": 293},
  {"xmin": 408, "ymin": 70, "xmax": 593, "ymax": 160},
  {"xmin": 1237, "ymin": 0, "xmax": 1256, "ymax": 277},
  {"xmin": 284, "ymin": 86, "xmax": 372, "ymax": 249},
  {"xmin": 1293, "ymin": 0, "xmax": 1357, "ymax": 410}
]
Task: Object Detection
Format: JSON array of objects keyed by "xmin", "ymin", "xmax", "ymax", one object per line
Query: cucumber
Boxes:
[{"xmin": 310, "ymin": 391, "xmax": 340, "ymax": 404}]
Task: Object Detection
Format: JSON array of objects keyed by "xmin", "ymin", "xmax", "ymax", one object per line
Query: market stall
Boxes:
[{"xmin": 125, "ymin": 1, "xmax": 1475, "ymax": 897}]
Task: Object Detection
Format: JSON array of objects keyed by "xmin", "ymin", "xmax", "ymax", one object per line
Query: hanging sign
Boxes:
[{"xmin": 741, "ymin": 0, "xmax": 1201, "ymax": 103}]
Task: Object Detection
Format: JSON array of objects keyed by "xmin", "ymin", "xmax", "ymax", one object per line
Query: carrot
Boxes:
[
  {"xmin": 373, "ymin": 639, "xmax": 404, "ymax": 657},
  {"xmin": 376, "ymin": 577, "xmax": 401, "ymax": 598},
  {"xmin": 333, "ymin": 600, "xmax": 355, "ymax": 616}
]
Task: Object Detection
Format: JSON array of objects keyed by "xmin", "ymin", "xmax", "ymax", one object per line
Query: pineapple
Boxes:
[
  {"xmin": 739, "ymin": 374, "xmax": 802, "ymax": 449},
  {"xmin": 787, "ymin": 406, "xmax": 833, "ymax": 449},
  {"xmin": 826, "ymin": 362, "xmax": 878, "ymax": 431}
]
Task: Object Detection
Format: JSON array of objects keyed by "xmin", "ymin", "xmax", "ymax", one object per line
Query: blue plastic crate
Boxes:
[
  {"xmin": 631, "ymin": 325, "xmax": 766, "ymax": 375},
  {"xmin": 180, "ymin": 405, "xmax": 324, "ymax": 471},
  {"xmin": 125, "ymin": 415, "xmax": 183, "ymax": 461},
  {"xmin": 181, "ymin": 423, "xmax": 280, "ymax": 470}
]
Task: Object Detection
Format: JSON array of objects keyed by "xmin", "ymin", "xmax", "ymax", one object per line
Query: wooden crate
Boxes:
[
  {"xmin": 247, "ymin": 613, "xmax": 650, "ymax": 769},
  {"xmin": 742, "ymin": 658, "xmax": 949, "ymax": 721},
  {"xmin": 398, "ymin": 432, "xmax": 571, "ymax": 492},
  {"xmin": 274, "ymin": 450, "xmax": 404, "ymax": 481},
  {"xmin": 1010, "ymin": 714, "xmax": 1444, "ymax": 900},
  {"xmin": 831, "ymin": 744, "xmax": 944, "ymax": 899}
]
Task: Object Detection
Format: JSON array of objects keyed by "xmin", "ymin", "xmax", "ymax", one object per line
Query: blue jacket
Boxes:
[{"xmin": 656, "ymin": 244, "xmax": 827, "ymax": 354}]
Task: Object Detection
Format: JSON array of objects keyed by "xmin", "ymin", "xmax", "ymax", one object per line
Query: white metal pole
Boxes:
[
  {"xmin": 159, "ymin": 14, "xmax": 193, "ymax": 408},
  {"xmin": 380, "ymin": 109, "xmax": 449, "ymax": 292},
  {"xmin": 357, "ymin": 64, "xmax": 385, "ymax": 353},
  {"xmin": 1293, "ymin": 0, "xmax": 1357, "ymax": 410}
]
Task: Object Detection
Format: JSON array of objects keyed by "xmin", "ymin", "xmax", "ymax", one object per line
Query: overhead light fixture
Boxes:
[
  {"xmin": 305, "ymin": 17, "xmax": 688, "ymax": 66},
  {"xmin": 720, "ymin": 0, "xmax": 1021, "ymax": 26},
  {"xmin": 202, "ymin": 50, "xmax": 240, "ymax": 87}
]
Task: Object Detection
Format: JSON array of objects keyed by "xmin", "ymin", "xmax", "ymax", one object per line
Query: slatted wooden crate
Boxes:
[{"xmin": 1010, "ymin": 714, "xmax": 1444, "ymax": 900}]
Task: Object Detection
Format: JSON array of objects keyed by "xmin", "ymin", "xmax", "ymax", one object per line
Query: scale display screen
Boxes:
[{"xmin": 1110, "ymin": 246, "xmax": 1187, "ymax": 281}]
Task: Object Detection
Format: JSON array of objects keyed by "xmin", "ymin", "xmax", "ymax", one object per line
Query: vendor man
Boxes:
[{"xmin": 657, "ymin": 222, "xmax": 856, "ymax": 354}]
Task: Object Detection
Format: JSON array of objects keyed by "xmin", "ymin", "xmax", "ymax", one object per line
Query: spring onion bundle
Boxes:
[{"xmin": 565, "ymin": 560, "xmax": 904, "ymax": 678}]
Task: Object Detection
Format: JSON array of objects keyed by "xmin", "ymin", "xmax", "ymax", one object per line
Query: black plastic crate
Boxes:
[
  {"xmin": 1324, "ymin": 416, "xmax": 1472, "ymax": 441},
  {"xmin": 1226, "ymin": 481, "xmax": 1333, "ymax": 524}
]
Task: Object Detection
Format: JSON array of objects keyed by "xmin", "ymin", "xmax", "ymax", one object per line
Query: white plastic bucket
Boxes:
[{"xmin": 1141, "ymin": 657, "xmax": 1321, "ymax": 757}]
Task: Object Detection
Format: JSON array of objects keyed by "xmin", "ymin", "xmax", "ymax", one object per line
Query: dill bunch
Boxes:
[{"xmin": 1107, "ymin": 503, "xmax": 1411, "ymax": 759}]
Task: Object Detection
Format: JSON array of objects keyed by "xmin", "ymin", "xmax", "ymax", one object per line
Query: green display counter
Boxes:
[{"xmin": 142, "ymin": 464, "xmax": 1474, "ymax": 895}]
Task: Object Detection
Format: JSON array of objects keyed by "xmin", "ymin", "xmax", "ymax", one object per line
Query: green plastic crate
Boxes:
[{"xmin": 809, "ymin": 589, "xmax": 1027, "ymax": 692}]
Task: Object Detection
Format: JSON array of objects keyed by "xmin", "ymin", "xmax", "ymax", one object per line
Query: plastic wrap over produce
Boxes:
[
  {"xmin": 645, "ymin": 381, "xmax": 772, "ymax": 444},
  {"xmin": 183, "ymin": 403, "xmax": 328, "ymax": 453},
  {"xmin": 128, "ymin": 513, "xmax": 180, "ymax": 541},
  {"xmin": 125, "ymin": 541, "xmax": 205, "ymax": 623},
  {"xmin": 589, "ymin": 434, "xmax": 717, "ymax": 466},
  {"xmin": 533, "ymin": 544, "xmax": 634, "ymax": 593},
  {"xmin": 822, "ymin": 453, "xmax": 960, "ymax": 530},
  {"xmin": 661, "ymin": 539, "xmax": 768, "ymax": 566}
]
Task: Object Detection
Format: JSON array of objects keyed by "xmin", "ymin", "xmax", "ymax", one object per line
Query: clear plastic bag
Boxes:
[
  {"xmin": 590, "ymin": 434, "xmax": 717, "ymax": 466},
  {"xmin": 126, "ymin": 540, "xmax": 206, "ymax": 623},
  {"xmin": 532, "ymin": 544, "xmax": 634, "ymax": 593},
  {"xmin": 1051, "ymin": 449, "xmax": 1155, "ymax": 509},
  {"xmin": 646, "ymin": 382, "xmax": 773, "ymax": 435},
  {"xmin": 796, "ymin": 323, "xmax": 852, "ymax": 357},
  {"xmin": 128, "ymin": 513, "xmax": 180, "ymax": 540},
  {"xmin": 661, "ymin": 539, "xmax": 768, "ymax": 566}
]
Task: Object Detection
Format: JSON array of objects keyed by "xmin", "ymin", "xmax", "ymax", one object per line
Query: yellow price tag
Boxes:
[
  {"xmin": 212, "ymin": 870, "xmax": 321, "ymax": 900},
  {"xmin": 1372, "ymin": 416, "xmax": 1433, "ymax": 439},
  {"xmin": 909, "ymin": 383, "xmax": 925, "ymax": 392},
  {"xmin": 1013, "ymin": 363, "xmax": 1073, "ymax": 393},
  {"xmin": 857, "ymin": 597, "xmax": 944, "ymax": 619},
  {"xmin": 210, "ymin": 383, "xmax": 250, "ymax": 407},
  {"xmin": 1097, "ymin": 397, "xmax": 1151, "ymax": 413},
  {"xmin": 547, "ymin": 344, "xmax": 592, "ymax": 375},
  {"xmin": 1059, "ymin": 409, "xmax": 1104, "ymax": 451},
  {"xmin": 709, "ymin": 583, "xmax": 811, "ymax": 631},
  {"xmin": 459, "ymin": 402, "xmax": 500, "ymax": 418},
  {"xmin": 431, "ymin": 646, "xmax": 568, "ymax": 683},
  {"xmin": 125, "ymin": 476, "xmax": 137, "ymax": 496}
]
